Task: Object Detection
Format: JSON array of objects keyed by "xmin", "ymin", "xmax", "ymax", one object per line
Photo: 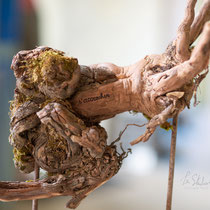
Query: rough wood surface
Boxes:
[
  {"xmin": 0, "ymin": 0, "xmax": 209, "ymax": 209},
  {"xmin": 0, "ymin": 143, "xmax": 125, "ymax": 209}
]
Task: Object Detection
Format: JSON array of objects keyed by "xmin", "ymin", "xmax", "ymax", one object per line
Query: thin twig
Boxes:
[
  {"xmin": 32, "ymin": 163, "xmax": 40, "ymax": 210},
  {"xmin": 120, "ymin": 123, "xmax": 146, "ymax": 138},
  {"xmin": 111, "ymin": 123, "xmax": 146, "ymax": 146},
  {"xmin": 193, "ymin": 69, "xmax": 209, "ymax": 106},
  {"xmin": 166, "ymin": 114, "xmax": 178, "ymax": 210}
]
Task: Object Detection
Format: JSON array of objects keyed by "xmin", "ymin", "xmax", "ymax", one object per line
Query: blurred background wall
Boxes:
[{"xmin": 0, "ymin": 0, "xmax": 210, "ymax": 209}]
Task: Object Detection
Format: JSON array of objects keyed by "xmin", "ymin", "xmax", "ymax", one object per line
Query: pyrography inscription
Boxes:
[{"xmin": 79, "ymin": 93, "xmax": 110, "ymax": 104}]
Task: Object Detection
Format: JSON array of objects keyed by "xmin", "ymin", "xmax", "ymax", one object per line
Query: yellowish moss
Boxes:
[
  {"xmin": 45, "ymin": 126, "xmax": 68, "ymax": 161},
  {"xmin": 12, "ymin": 144, "xmax": 35, "ymax": 172},
  {"xmin": 9, "ymin": 92, "xmax": 33, "ymax": 117},
  {"xmin": 23, "ymin": 50, "xmax": 78, "ymax": 86},
  {"xmin": 13, "ymin": 145, "xmax": 32, "ymax": 162},
  {"xmin": 13, "ymin": 148, "xmax": 26, "ymax": 162},
  {"xmin": 9, "ymin": 134, "xmax": 14, "ymax": 144},
  {"xmin": 143, "ymin": 113, "xmax": 151, "ymax": 120},
  {"xmin": 143, "ymin": 113, "xmax": 172, "ymax": 131},
  {"xmin": 10, "ymin": 49, "xmax": 78, "ymax": 117},
  {"xmin": 10, "ymin": 49, "xmax": 80, "ymax": 173},
  {"xmin": 160, "ymin": 121, "xmax": 173, "ymax": 131}
]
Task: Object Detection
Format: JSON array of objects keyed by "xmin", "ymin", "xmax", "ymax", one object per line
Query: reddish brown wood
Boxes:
[{"xmin": 1, "ymin": 0, "xmax": 209, "ymax": 209}]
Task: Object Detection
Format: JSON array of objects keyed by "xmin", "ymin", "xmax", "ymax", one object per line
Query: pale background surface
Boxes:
[{"xmin": 0, "ymin": 0, "xmax": 210, "ymax": 209}]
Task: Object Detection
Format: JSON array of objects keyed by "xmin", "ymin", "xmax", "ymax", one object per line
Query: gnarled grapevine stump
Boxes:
[{"xmin": 0, "ymin": 0, "xmax": 209, "ymax": 209}]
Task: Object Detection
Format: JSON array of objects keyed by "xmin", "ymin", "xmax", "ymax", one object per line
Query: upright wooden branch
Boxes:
[
  {"xmin": 166, "ymin": 114, "xmax": 178, "ymax": 210},
  {"xmin": 32, "ymin": 163, "xmax": 39, "ymax": 210}
]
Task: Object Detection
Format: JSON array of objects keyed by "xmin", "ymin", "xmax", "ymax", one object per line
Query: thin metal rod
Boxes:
[
  {"xmin": 166, "ymin": 114, "xmax": 178, "ymax": 210},
  {"xmin": 32, "ymin": 162, "xmax": 40, "ymax": 210}
]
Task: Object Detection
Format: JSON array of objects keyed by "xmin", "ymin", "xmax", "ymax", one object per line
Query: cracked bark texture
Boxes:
[{"xmin": 0, "ymin": 0, "xmax": 210, "ymax": 209}]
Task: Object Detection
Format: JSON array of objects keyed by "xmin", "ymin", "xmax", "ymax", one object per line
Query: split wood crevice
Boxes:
[{"xmin": 0, "ymin": 0, "xmax": 210, "ymax": 209}]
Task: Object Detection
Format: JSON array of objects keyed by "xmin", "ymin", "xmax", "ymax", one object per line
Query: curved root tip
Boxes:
[
  {"xmin": 130, "ymin": 128, "xmax": 156, "ymax": 145},
  {"xmin": 66, "ymin": 196, "xmax": 84, "ymax": 209},
  {"xmin": 130, "ymin": 136, "xmax": 144, "ymax": 145}
]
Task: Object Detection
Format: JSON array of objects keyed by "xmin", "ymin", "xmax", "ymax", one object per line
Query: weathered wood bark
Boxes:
[
  {"xmin": 0, "ymin": 143, "xmax": 125, "ymax": 209},
  {"xmin": 0, "ymin": 0, "xmax": 209, "ymax": 209}
]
